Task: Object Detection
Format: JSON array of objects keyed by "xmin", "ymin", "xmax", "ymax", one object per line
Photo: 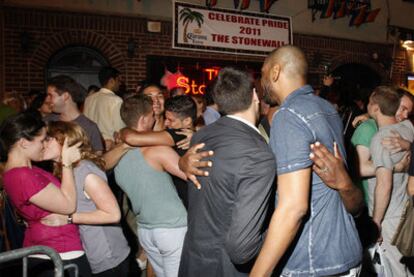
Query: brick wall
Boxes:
[{"xmin": 0, "ymin": 5, "xmax": 408, "ymax": 98}]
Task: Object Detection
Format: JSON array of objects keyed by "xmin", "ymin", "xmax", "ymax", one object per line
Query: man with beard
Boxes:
[
  {"xmin": 250, "ymin": 45, "xmax": 363, "ymax": 276},
  {"xmin": 178, "ymin": 67, "xmax": 276, "ymax": 276}
]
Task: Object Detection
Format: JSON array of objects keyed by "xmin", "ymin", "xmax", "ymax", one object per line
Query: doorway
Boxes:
[
  {"xmin": 46, "ymin": 46, "xmax": 109, "ymax": 90},
  {"xmin": 331, "ymin": 63, "xmax": 381, "ymax": 107}
]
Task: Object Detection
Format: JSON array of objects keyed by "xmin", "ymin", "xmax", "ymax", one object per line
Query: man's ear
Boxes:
[
  {"xmin": 109, "ymin": 77, "xmax": 116, "ymax": 86},
  {"xmin": 252, "ymin": 88, "xmax": 260, "ymax": 103},
  {"xmin": 373, "ymin": 103, "xmax": 380, "ymax": 114},
  {"xmin": 271, "ymin": 64, "xmax": 281, "ymax": 83},
  {"xmin": 183, "ymin": 117, "xmax": 193, "ymax": 128},
  {"xmin": 136, "ymin": 116, "xmax": 144, "ymax": 129},
  {"xmin": 62, "ymin": 91, "xmax": 71, "ymax": 101}
]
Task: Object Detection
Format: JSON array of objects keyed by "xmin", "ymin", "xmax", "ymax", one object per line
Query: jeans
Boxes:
[{"xmin": 138, "ymin": 226, "xmax": 187, "ymax": 277}]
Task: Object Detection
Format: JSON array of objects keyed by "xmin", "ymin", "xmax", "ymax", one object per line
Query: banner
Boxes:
[{"xmin": 173, "ymin": 1, "xmax": 292, "ymax": 56}]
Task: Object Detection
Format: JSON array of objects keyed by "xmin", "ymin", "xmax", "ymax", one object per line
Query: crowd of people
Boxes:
[{"xmin": 0, "ymin": 45, "xmax": 413, "ymax": 277}]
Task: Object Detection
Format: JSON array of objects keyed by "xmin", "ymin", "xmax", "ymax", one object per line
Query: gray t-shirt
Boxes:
[
  {"xmin": 45, "ymin": 114, "xmax": 104, "ymax": 152},
  {"xmin": 74, "ymin": 160, "xmax": 130, "ymax": 274},
  {"xmin": 368, "ymin": 120, "xmax": 414, "ymax": 219}
]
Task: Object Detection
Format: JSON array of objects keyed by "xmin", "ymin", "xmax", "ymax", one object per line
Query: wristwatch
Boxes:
[{"xmin": 67, "ymin": 214, "xmax": 73, "ymax": 224}]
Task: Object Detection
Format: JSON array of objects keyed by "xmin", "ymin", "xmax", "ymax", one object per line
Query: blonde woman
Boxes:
[
  {"xmin": 0, "ymin": 112, "xmax": 90, "ymax": 277},
  {"xmin": 41, "ymin": 121, "xmax": 138, "ymax": 276}
]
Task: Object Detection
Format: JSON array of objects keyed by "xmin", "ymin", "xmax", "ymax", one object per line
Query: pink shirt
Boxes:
[{"xmin": 3, "ymin": 166, "xmax": 83, "ymax": 253}]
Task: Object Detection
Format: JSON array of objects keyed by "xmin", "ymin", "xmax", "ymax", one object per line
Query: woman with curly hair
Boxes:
[
  {"xmin": 0, "ymin": 112, "xmax": 90, "ymax": 277},
  {"xmin": 41, "ymin": 121, "xmax": 138, "ymax": 277}
]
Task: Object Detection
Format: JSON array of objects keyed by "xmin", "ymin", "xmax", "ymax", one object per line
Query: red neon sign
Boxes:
[
  {"xmin": 177, "ymin": 76, "xmax": 205, "ymax": 95},
  {"xmin": 204, "ymin": 68, "xmax": 219, "ymax": 80},
  {"xmin": 176, "ymin": 67, "xmax": 220, "ymax": 95}
]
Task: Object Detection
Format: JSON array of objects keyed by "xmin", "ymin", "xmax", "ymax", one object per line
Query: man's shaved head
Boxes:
[
  {"xmin": 261, "ymin": 45, "xmax": 308, "ymax": 106},
  {"xmin": 264, "ymin": 45, "xmax": 308, "ymax": 80}
]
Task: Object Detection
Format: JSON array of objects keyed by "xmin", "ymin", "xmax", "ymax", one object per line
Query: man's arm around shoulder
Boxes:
[
  {"xmin": 310, "ymin": 142, "xmax": 364, "ymax": 215},
  {"xmin": 146, "ymin": 145, "xmax": 187, "ymax": 181}
]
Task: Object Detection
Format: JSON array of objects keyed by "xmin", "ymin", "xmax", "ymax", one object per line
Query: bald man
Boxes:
[{"xmin": 251, "ymin": 46, "xmax": 363, "ymax": 276}]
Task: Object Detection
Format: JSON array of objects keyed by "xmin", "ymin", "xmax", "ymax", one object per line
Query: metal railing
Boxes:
[{"xmin": 0, "ymin": 245, "xmax": 78, "ymax": 277}]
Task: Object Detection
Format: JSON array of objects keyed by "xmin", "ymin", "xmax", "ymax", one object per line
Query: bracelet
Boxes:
[
  {"xmin": 67, "ymin": 214, "xmax": 73, "ymax": 224},
  {"xmin": 62, "ymin": 163, "xmax": 73, "ymax": 169}
]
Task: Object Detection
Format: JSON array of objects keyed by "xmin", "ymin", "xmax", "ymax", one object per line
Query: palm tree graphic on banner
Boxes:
[{"xmin": 179, "ymin": 8, "xmax": 204, "ymax": 43}]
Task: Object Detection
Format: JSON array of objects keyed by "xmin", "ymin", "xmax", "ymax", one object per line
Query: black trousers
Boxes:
[
  {"xmin": 28, "ymin": 254, "xmax": 92, "ymax": 277},
  {"xmin": 93, "ymin": 253, "xmax": 140, "ymax": 277}
]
